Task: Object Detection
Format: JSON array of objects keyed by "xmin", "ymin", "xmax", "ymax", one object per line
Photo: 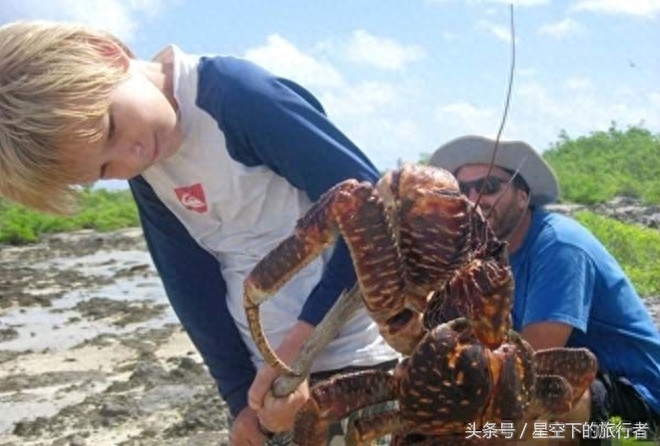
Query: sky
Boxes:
[{"xmin": 2, "ymin": 0, "xmax": 659, "ymax": 181}]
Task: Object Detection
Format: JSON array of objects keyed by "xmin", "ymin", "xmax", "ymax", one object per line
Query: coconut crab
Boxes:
[{"xmin": 243, "ymin": 163, "xmax": 597, "ymax": 444}]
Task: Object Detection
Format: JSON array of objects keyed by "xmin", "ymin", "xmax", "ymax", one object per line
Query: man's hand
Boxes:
[{"xmin": 248, "ymin": 320, "xmax": 314, "ymax": 432}]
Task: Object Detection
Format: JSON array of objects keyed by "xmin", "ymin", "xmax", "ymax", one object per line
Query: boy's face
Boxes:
[{"xmin": 73, "ymin": 60, "xmax": 181, "ymax": 183}]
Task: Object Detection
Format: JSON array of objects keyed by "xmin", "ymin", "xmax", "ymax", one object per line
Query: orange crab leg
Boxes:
[
  {"xmin": 272, "ymin": 285, "xmax": 364, "ymax": 397},
  {"xmin": 244, "ymin": 179, "xmax": 410, "ymax": 375},
  {"xmin": 293, "ymin": 369, "xmax": 397, "ymax": 446},
  {"xmin": 424, "ymin": 257, "xmax": 513, "ymax": 349}
]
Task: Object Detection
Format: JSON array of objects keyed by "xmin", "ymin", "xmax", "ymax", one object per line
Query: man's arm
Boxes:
[
  {"xmin": 129, "ymin": 175, "xmax": 256, "ymax": 417},
  {"xmin": 520, "ymin": 321, "xmax": 573, "ymax": 350}
]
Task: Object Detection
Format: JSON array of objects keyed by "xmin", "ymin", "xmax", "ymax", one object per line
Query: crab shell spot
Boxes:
[
  {"xmin": 534, "ymin": 374, "xmax": 573, "ymax": 414},
  {"xmin": 455, "ymin": 371, "xmax": 465, "ymax": 385}
]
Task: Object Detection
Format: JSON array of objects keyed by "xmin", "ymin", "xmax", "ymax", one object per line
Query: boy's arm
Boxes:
[
  {"xmin": 197, "ymin": 58, "xmax": 381, "ymax": 325},
  {"xmin": 129, "ymin": 175, "xmax": 256, "ymax": 417}
]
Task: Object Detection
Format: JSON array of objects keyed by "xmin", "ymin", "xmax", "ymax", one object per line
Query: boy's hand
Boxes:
[
  {"xmin": 229, "ymin": 406, "xmax": 268, "ymax": 445},
  {"xmin": 248, "ymin": 320, "xmax": 314, "ymax": 432},
  {"xmin": 258, "ymin": 378, "xmax": 310, "ymax": 433}
]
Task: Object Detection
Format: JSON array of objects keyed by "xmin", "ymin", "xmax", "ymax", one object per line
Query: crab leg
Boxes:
[
  {"xmin": 425, "ymin": 257, "xmax": 513, "ymax": 349},
  {"xmin": 482, "ymin": 330, "xmax": 535, "ymax": 421},
  {"xmin": 292, "ymin": 369, "xmax": 397, "ymax": 446},
  {"xmin": 346, "ymin": 410, "xmax": 404, "ymax": 446},
  {"xmin": 244, "ymin": 179, "xmax": 407, "ymax": 375},
  {"xmin": 271, "ymin": 284, "xmax": 364, "ymax": 397}
]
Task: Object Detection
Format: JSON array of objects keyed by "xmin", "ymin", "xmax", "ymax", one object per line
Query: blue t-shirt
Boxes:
[{"xmin": 510, "ymin": 210, "xmax": 660, "ymax": 413}]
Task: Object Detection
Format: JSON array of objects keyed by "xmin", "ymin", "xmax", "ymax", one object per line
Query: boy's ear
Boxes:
[{"xmin": 89, "ymin": 38, "xmax": 130, "ymax": 72}]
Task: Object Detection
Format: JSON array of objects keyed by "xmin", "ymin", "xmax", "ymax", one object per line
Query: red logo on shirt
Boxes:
[{"xmin": 174, "ymin": 183, "xmax": 208, "ymax": 214}]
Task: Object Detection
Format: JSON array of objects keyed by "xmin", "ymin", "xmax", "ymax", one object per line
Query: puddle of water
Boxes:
[
  {"xmin": 34, "ymin": 248, "xmax": 153, "ymax": 278},
  {"xmin": 1, "ymin": 249, "xmax": 179, "ymax": 352},
  {"xmin": 1, "ymin": 287, "xmax": 177, "ymax": 352},
  {"xmin": 0, "ymin": 381, "xmax": 109, "ymax": 432}
]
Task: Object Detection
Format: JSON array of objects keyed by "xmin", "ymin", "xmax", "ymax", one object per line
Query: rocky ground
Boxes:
[
  {"xmin": 0, "ymin": 229, "xmax": 230, "ymax": 446},
  {"xmin": 0, "ymin": 199, "xmax": 658, "ymax": 446}
]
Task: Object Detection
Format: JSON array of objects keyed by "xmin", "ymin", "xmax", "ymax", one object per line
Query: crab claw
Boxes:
[{"xmin": 534, "ymin": 347, "xmax": 598, "ymax": 405}]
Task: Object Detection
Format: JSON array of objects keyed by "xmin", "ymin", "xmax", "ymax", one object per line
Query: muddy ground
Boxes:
[{"xmin": 0, "ymin": 227, "xmax": 658, "ymax": 446}]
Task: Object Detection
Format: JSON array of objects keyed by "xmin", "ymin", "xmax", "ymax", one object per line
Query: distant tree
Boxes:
[
  {"xmin": 0, "ymin": 190, "xmax": 138, "ymax": 244},
  {"xmin": 418, "ymin": 152, "xmax": 432, "ymax": 165},
  {"xmin": 415, "ymin": 123, "xmax": 660, "ymax": 205},
  {"xmin": 544, "ymin": 123, "xmax": 660, "ymax": 205}
]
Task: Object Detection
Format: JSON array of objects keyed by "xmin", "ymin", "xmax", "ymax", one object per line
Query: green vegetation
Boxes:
[
  {"xmin": 574, "ymin": 211, "xmax": 660, "ymax": 297},
  {"xmin": 544, "ymin": 124, "xmax": 660, "ymax": 205},
  {"xmin": 0, "ymin": 188, "xmax": 138, "ymax": 244}
]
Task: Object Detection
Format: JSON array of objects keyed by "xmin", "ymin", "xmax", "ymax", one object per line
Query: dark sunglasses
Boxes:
[{"xmin": 458, "ymin": 176, "xmax": 507, "ymax": 196}]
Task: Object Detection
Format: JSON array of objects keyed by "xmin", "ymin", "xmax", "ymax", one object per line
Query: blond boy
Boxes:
[{"xmin": 0, "ymin": 21, "xmax": 399, "ymax": 444}]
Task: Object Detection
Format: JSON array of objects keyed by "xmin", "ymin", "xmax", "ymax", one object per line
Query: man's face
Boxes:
[
  {"xmin": 71, "ymin": 59, "xmax": 182, "ymax": 184},
  {"xmin": 455, "ymin": 164, "xmax": 529, "ymax": 240}
]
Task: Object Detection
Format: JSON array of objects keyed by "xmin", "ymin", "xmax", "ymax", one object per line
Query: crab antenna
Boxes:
[{"xmin": 474, "ymin": 3, "xmax": 516, "ymax": 211}]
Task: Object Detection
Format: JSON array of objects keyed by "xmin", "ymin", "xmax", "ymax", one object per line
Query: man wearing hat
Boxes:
[{"xmin": 430, "ymin": 135, "xmax": 660, "ymax": 439}]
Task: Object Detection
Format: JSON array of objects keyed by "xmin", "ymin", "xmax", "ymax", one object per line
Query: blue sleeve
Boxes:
[
  {"xmin": 196, "ymin": 56, "xmax": 380, "ymax": 325},
  {"xmin": 521, "ymin": 242, "xmax": 594, "ymax": 333},
  {"xmin": 129, "ymin": 176, "xmax": 255, "ymax": 417}
]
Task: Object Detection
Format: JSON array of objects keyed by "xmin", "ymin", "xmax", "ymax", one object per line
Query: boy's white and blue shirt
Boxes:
[{"xmin": 128, "ymin": 46, "xmax": 399, "ymax": 417}]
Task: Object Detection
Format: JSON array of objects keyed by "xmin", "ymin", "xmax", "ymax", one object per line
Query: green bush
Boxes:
[
  {"xmin": 574, "ymin": 211, "xmax": 660, "ymax": 297},
  {"xmin": 0, "ymin": 189, "xmax": 138, "ymax": 244},
  {"xmin": 544, "ymin": 124, "xmax": 660, "ymax": 205}
]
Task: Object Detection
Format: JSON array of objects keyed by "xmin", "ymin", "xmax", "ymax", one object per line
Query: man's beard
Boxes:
[{"xmin": 484, "ymin": 201, "xmax": 524, "ymax": 241}]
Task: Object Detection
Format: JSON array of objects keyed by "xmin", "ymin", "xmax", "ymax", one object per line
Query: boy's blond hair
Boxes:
[{"xmin": 0, "ymin": 21, "xmax": 134, "ymax": 214}]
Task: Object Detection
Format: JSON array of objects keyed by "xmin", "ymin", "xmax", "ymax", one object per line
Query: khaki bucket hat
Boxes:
[{"xmin": 429, "ymin": 135, "xmax": 559, "ymax": 206}]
